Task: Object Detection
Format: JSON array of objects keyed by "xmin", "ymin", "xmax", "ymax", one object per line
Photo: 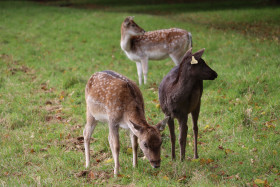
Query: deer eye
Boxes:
[
  {"xmin": 144, "ymin": 143, "xmax": 148, "ymax": 148},
  {"xmin": 132, "ymin": 24, "xmax": 136, "ymax": 27}
]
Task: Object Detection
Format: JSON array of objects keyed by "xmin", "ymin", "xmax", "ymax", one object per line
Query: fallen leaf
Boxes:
[
  {"xmin": 117, "ymin": 174, "xmax": 124, "ymax": 178},
  {"xmin": 163, "ymin": 175, "xmax": 169, "ymax": 181},
  {"xmin": 88, "ymin": 171, "xmax": 95, "ymax": 180},
  {"xmin": 127, "ymin": 148, "xmax": 132, "ymax": 154},
  {"xmin": 177, "ymin": 175, "xmax": 186, "ymax": 182},
  {"xmin": 254, "ymin": 179, "xmax": 265, "ymax": 184},
  {"xmin": 218, "ymin": 145, "xmax": 224, "ymax": 150},
  {"xmin": 272, "ymin": 168, "xmax": 279, "ymax": 173},
  {"xmin": 156, "ymin": 104, "xmax": 160, "ymax": 109},
  {"xmin": 104, "ymin": 158, "xmax": 113, "ymax": 163},
  {"xmin": 204, "ymin": 125, "xmax": 210, "ymax": 130},
  {"xmin": 30, "ymin": 149, "xmax": 35, "ymax": 153},
  {"xmin": 225, "ymin": 149, "xmax": 234, "ymax": 155},
  {"xmin": 40, "ymin": 148, "xmax": 48, "ymax": 152},
  {"xmin": 191, "ymin": 158, "xmax": 200, "ymax": 162},
  {"xmin": 206, "ymin": 158, "xmax": 214, "ymax": 164}
]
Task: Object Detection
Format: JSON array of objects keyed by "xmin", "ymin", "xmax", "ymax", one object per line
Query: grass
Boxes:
[{"xmin": 0, "ymin": 0, "xmax": 280, "ymax": 186}]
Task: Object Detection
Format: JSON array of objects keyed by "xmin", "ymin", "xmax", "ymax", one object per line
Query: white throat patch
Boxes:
[{"xmin": 191, "ymin": 56, "xmax": 198, "ymax": 64}]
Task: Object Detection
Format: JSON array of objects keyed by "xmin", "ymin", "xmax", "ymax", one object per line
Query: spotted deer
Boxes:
[
  {"xmin": 83, "ymin": 70, "xmax": 168, "ymax": 175},
  {"xmin": 158, "ymin": 48, "xmax": 218, "ymax": 161},
  {"xmin": 120, "ymin": 16, "xmax": 192, "ymax": 85}
]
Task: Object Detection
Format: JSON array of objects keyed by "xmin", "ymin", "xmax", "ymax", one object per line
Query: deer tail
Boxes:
[{"xmin": 188, "ymin": 32, "xmax": 193, "ymax": 48}]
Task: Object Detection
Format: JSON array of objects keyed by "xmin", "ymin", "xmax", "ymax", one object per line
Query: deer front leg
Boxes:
[
  {"xmin": 141, "ymin": 58, "xmax": 148, "ymax": 84},
  {"xmin": 168, "ymin": 117, "xmax": 176, "ymax": 160},
  {"xmin": 136, "ymin": 62, "xmax": 142, "ymax": 85},
  {"xmin": 108, "ymin": 124, "xmax": 120, "ymax": 176},
  {"xmin": 130, "ymin": 131, "xmax": 138, "ymax": 167},
  {"xmin": 178, "ymin": 117, "xmax": 188, "ymax": 161},
  {"xmin": 83, "ymin": 108, "xmax": 97, "ymax": 168},
  {"xmin": 191, "ymin": 104, "xmax": 200, "ymax": 159}
]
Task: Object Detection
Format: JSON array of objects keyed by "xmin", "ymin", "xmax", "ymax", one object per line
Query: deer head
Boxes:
[
  {"xmin": 122, "ymin": 16, "xmax": 145, "ymax": 36},
  {"xmin": 129, "ymin": 117, "xmax": 168, "ymax": 168},
  {"xmin": 180, "ymin": 48, "xmax": 218, "ymax": 80}
]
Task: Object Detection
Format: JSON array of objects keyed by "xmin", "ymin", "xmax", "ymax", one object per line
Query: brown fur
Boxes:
[
  {"xmin": 158, "ymin": 48, "xmax": 217, "ymax": 161},
  {"xmin": 83, "ymin": 70, "xmax": 168, "ymax": 175}
]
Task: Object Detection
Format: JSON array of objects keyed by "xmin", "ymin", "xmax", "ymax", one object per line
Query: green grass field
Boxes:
[{"xmin": 0, "ymin": 0, "xmax": 280, "ymax": 186}]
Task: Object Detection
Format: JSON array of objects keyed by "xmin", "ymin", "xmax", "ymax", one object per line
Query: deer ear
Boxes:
[
  {"xmin": 129, "ymin": 120, "xmax": 143, "ymax": 135},
  {"xmin": 129, "ymin": 16, "xmax": 134, "ymax": 20},
  {"xmin": 156, "ymin": 116, "xmax": 169, "ymax": 132},
  {"xmin": 124, "ymin": 17, "xmax": 131, "ymax": 26},
  {"xmin": 193, "ymin": 48, "xmax": 205, "ymax": 60}
]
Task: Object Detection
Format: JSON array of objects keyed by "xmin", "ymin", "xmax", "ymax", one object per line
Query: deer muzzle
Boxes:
[{"xmin": 150, "ymin": 159, "xmax": 161, "ymax": 168}]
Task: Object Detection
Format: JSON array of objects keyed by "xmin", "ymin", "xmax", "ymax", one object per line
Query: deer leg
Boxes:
[
  {"xmin": 178, "ymin": 116, "xmax": 188, "ymax": 161},
  {"xmin": 136, "ymin": 62, "xmax": 142, "ymax": 85},
  {"xmin": 108, "ymin": 123, "xmax": 120, "ymax": 176},
  {"xmin": 168, "ymin": 117, "xmax": 176, "ymax": 160},
  {"xmin": 169, "ymin": 53, "xmax": 183, "ymax": 65},
  {"xmin": 141, "ymin": 58, "xmax": 148, "ymax": 84},
  {"xmin": 83, "ymin": 107, "xmax": 97, "ymax": 168},
  {"xmin": 191, "ymin": 103, "xmax": 200, "ymax": 159},
  {"xmin": 130, "ymin": 131, "xmax": 138, "ymax": 167}
]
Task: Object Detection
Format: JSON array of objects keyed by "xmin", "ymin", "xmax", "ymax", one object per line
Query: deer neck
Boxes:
[
  {"xmin": 121, "ymin": 33, "xmax": 133, "ymax": 52},
  {"xmin": 176, "ymin": 72, "xmax": 201, "ymax": 96},
  {"xmin": 124, "ymin": 103, "xmax": 149, "ymax": 129}
]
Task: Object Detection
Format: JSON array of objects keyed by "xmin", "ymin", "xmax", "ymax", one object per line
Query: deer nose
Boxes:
[{"xmin": 150, "ymin": 160, "xmax": 161, "ymax": 168}]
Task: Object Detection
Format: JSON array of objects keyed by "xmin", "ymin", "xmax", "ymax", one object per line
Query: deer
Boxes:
[
  {"xmin": 158, "ymin": 48, "xmax": 218, "ymax": 161},
  {"xmin": 120, "ymin": 16, "xmax": 192, "ymax": 85},
  {"xmin": 83, "ymin": 70, "xmax": 169, "ymax": 176}
]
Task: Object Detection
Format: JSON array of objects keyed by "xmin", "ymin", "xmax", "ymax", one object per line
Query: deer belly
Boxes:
[
  {"xmin": 147, "ymin": 50, "xmax": 169, "ymax": 60},
  {"xmin": 125, "ymin": 51, "xmax": 141, "ymax": 62},
  {"xmin": 87, "ymin": 96, "xmax": 109, "ymax": 122},
  {"xmin": 119, "ymin": 122, "xmax": 129, "ymax": 129},
  {"xmin": 92, "ymin": 113, "xmax": 109, "ymax": 122}
]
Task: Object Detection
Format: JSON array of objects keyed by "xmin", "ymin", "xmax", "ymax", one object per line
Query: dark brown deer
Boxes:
[
  {"xmin": 158, "ymin": 48, "xmax": 218, "ymax": 161},
  {"xmin": 120, "ymin": 16, "xmax": 192, "ymax": 85},
  {"xmin": 84, "ymin": 70, "xmax": 168, "ymax": 175}
]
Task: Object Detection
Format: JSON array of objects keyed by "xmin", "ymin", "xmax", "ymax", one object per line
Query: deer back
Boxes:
[{"xmin": 85, "ymin": 71, "xmax": 145, "ymax": 126}]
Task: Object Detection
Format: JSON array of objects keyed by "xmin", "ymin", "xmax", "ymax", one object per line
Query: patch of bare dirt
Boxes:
[
  {"xmin": 74, "ymin": 170, "xmax": 112, "ymax": 183},
  {"xmin": 60, "ymin": 136, "xmax": 92, "ymax": 152}
]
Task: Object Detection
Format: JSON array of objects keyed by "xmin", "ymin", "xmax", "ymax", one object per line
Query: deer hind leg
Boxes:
[
  {"xmin": 108, "ymin": 123, "xmax": 120, "ymax": 176},
  {"xmin": 169, "ymin": 52, "xmax": 184, "ymax": 65},
  {"xmin": 178, "ymin": 116, "xmax": 188, "ymax": 161},
  {"xmin": 141, "ymin": 58, "xmax": 148, "ymax": 84},
  {"xmin": 191, "ymin": 103, "xmax": 200, "ymax": 159},
  {"xmin": 136, "ymin": 62, "xmax": 142, "ymax": 85},
  {"xmin": 83, "ymin": 107, "xmax": 97, "ymax": 168},
  {"xmin": 168, "ymin": 117, "xmax": 176, "ymax": 160},
  {"xmin": 130, "ymin": 131, "xmax": 138, "ymax": 167}
]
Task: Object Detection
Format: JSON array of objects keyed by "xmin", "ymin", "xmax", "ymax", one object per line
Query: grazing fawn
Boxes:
[
  {"xmin": 158, "ymin": 48, "xmax": 218, "ymax": 161},
  {"xmin": 84, "ymin": 70, "xmax": 168, "ymax": 175},
  {"xmin": 120, "ymin": 16, "xmax": 192, "ymax": 85}
]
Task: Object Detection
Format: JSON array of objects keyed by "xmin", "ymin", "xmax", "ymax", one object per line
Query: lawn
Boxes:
[{"xmin": 0, "ymin": 0, "xmax": 279, "ymax": 186}]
